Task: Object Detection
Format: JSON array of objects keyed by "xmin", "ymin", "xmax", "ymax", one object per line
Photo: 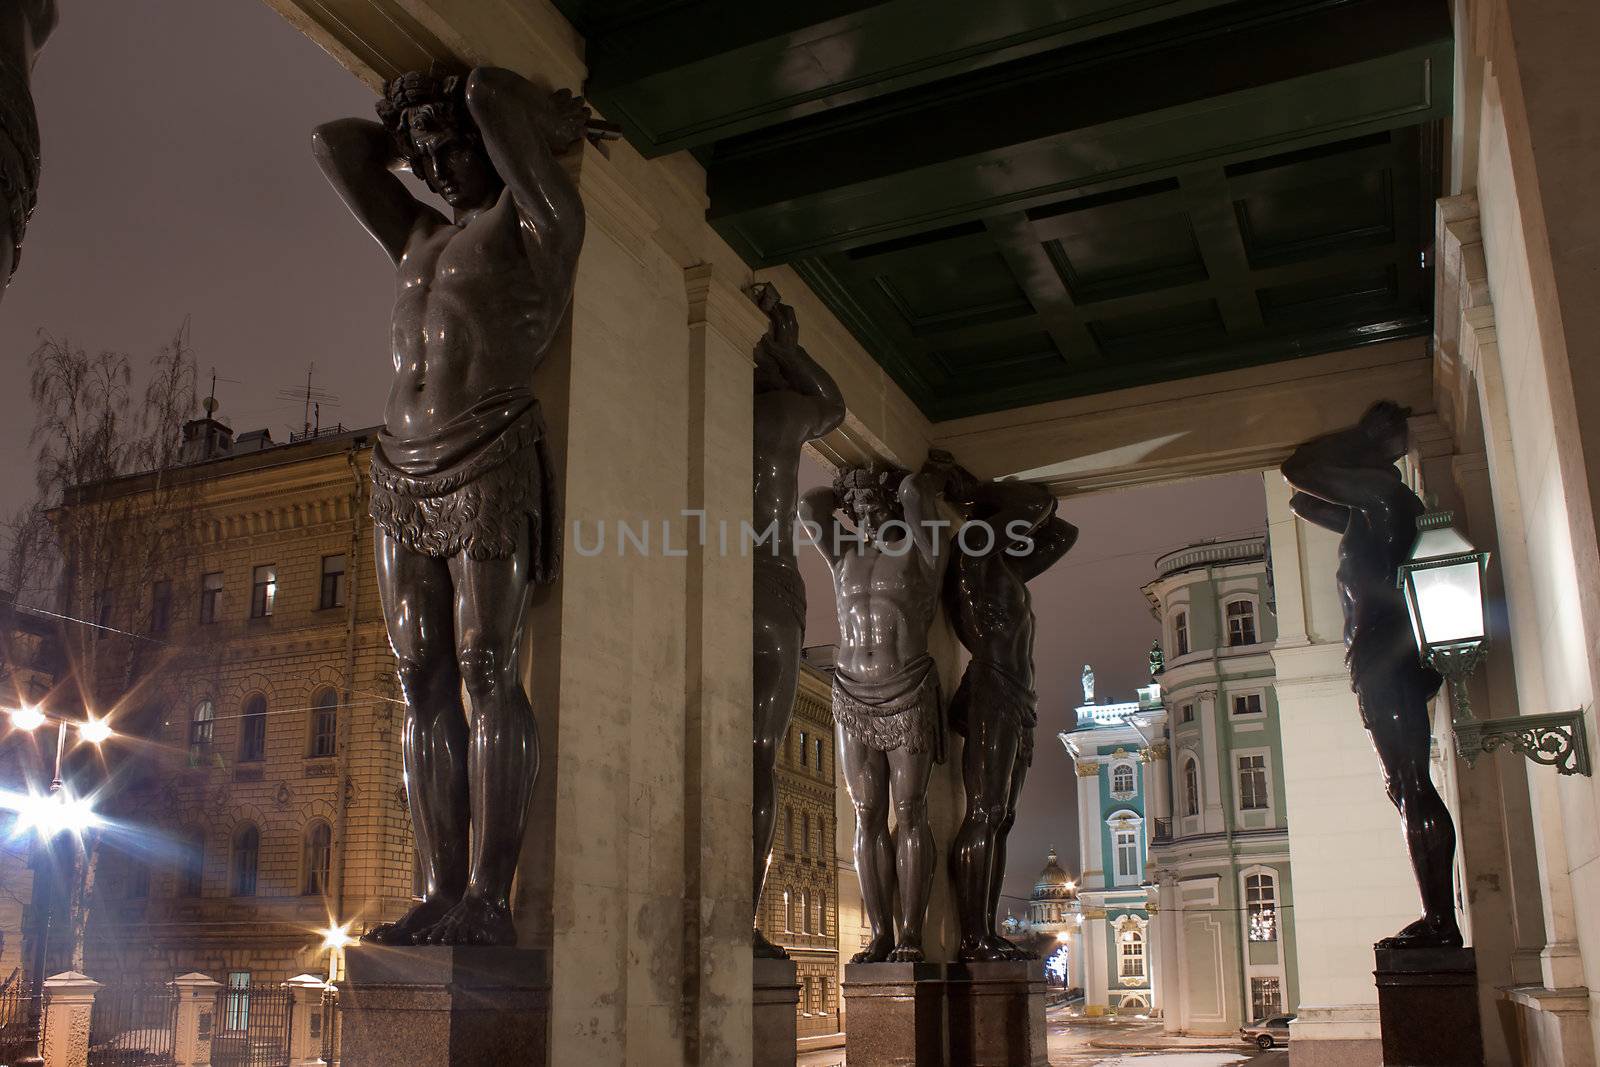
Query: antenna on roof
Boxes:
[
  {"xmin": 202, "ymin": 367, "xmax": 239, "ymax": 418},
  {"xmin": 275, "ymin": 363, "xmax": 341, "ymax": 438}
]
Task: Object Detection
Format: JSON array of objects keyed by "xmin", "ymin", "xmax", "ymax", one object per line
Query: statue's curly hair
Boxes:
[
  {"xmin": 833, "ymin": 462, "xmax": 907, "ymax": 508},
  {"xmin": 374, "ymin": 67, "xmax": 480, "ymax": 178}
]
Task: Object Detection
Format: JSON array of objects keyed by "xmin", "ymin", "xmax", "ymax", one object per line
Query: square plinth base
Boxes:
[
  {"xmin": 947, "ymin": 960, "xmax": 1049, "ymax": 1067},
  {"xmin": 843, "ymin": 962, "xmax": 948, "ymax": 1067},
  {"xmin": 1374, "ymin": 946, "xmax": 1484, "ymax": 1067},
  {"xmin": 754, "ymin": 956, "xmax": 800, "ymax": 1067},
  {"xmin": 337, "ymin": 944, "xmax": 549, "ymax": 1067}
]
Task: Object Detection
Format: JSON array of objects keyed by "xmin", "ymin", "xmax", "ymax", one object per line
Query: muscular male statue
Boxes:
[
  {"xmin": 749, "ymin": 283, "xmax": 845, "ymax": 958},
  {"xmin": 945, "ymin": 477, "xmax": 1077, "ymax": 961},
  {"xmin": 800, "ymin": 458, "xmax": 953, "ymax": 963},
  {"xmin": 0, "ymin": 0, "xmax": 57, "ymax": 293},
  {"xmin": 1282, "ymin": 400, "xmax": 1459, "ymax": 949},
  {"xmin": 313, "ymin": 67, "xmax": 586, "ymax": 946}
]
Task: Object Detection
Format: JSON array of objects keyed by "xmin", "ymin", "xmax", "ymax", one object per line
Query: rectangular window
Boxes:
[
  {"xmin": 815, "ymin": 738, "xmax": 823, "ymax": 774},
  {"xmin": 1115, "ymin": 828, "xmax": 1139, "ymax": 880},
  {"xmin": 1174, "ymin": 612, "xmax": 1189, "ymax": 657},
  {"xmin": 802, "ymin": 812, "xmax": 811, "ymax": 855},
  {"xmin": 1246, "ymin": 873, "xmax": 1279, "ymax": 942},
  {"xmin": 1250, "ymin": 976, "xmax": 1283, "ymax": 1022},
  {"xmin": 1227, "ymin": 601, "xmax": 1258, "ymax": 646},
  {"xmin": 1181, "ymin": 704, "xmax": 1194, "ymax": 724},
  {"xmin": 199, "ymin": 572, "xmax": 223, "ymax": 624},
  {"xmin": 225, "ymin": 972, "xmax": 251, "ymax": 1032},
  {"xmin": 802, "ymin": 889, "xmax": 812, "ymax": 934},
  {"xmin": 150, "ymin": 579, "xmax": 172, "ymax": 634},
  {"xmin": 319, "ymin": 554, "xmax": 347, "ymax": 610},
  {"xmin": 95, "ymin": 589, "xmax": 114, "ymax": 629},
  {"xmin": 799, "ymin": 730, "xmax": 809, "ymax": 767},
  {"xmin": 250, "ymin": 565, "xmax": 277, "ymax": 619},
  {"xmin": 239, "ymin": 697, "xmax": 267, "ymax": 763},
  {"xmin": 1238, "ymin": 755, "xmax": 1269, "ymax": 811},
  {"xmin": 310, "ymin": 691, "xmax": 338, "ymax": 758},
  {"xmin": 818, "ymin": 891, "xmax": 827, "ymax": 935},
  {"xmin": 1233, "ymin": 694, "xmax": 1264, "ymax": 716},
  {"xmin": 126, "ymin": 860, "xmax": 149, "ymax": 899},
  {"xmin": 1119, "ymin": 935, "xmax": 1146, "ymax": 979}
]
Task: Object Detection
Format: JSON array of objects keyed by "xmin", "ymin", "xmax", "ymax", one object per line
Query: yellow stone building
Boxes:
[
  {"xmin": 69, "ymin": 421, "xmax": 414, "ymax": 986},
  {"xmin": 756, "ymin": 660, "xmax": 840, "ymax": 1041}
]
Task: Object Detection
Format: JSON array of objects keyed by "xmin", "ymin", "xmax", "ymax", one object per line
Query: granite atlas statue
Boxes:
[
  {"xmin": 0, "ymin": 0, "xmax": 57, "ymax": 297},
  {"xmin": 313, "ymin": 66, "xmax": 587, "ymax": 947},
  {"xmin": 1281, "ymin": 400, "xmax": 1460, "ymax": 949},
  {"xmin": 801, "ymin": 455, "xmax": 957, "ymax": 963},
  {"xmin": 748, "ymin": 282, "xmax": 845, "ymax": 959},
  {"xmin": 945, "ymin": 473, "xmax": 1077, "ymax": 961}
]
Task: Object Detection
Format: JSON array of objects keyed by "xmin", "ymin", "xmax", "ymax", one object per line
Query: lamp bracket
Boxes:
[{"xmin": 1454, "ymin": 708, "xmax": 1592, "ymax": 776}]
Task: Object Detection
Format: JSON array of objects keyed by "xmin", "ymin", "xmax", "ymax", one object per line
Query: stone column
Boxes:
[
  {"xmin": 1082, "ymin": 909, "xmax": 1109, "ymax": 1016},
  {"xmin": 40, "ymin": 971, "xmax": 99, "ymax": 1067},
  {"xmin": 1069, "ymin": 921, "xmax": 1085, "ymax": 991},
  {"xmin": 1144, "ymin": 741, "xmax": 1171, "ymax": 830},
  {"xmin": 1156, "ymin": 876, "xmax": 1183, "ymax": 1034},
  {"xmin": 1195, "ymin": 690, "xmax": 1223, "ymax": 833},
  {"xmin": 1075, "ymin": 760, "xmax": 1103, "ymax": 884},
  {"xmin": 170, "ymin": 972, "xmax": 221, "ymax": 1067},
  {"xmin": 282, "ymin": 974, "xmax": 327, "ymax": 1067}
]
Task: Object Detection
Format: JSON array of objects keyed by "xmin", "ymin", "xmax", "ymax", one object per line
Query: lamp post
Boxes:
[{"xmin": 1396, "ymin": 511, "xmax": 1590, "ymax": 775}]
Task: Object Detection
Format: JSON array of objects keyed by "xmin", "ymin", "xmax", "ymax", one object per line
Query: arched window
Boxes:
[
  {"xmin": 802, "ymin": 812, "xmax": 811, "ymax": 856},
  {"xmin": 179, "ymin": 830, "xmax": 205, "ymax": 897},
  {"xmin": 1246, "ymin": 870, "xmax": 1278, "ymax": 942},
  {"xmin": 303, "ymin": 821, "xmax": 333, "ymax": 896},
  {"xmin": 309, "ymin": 688, "xmax": 338, "ymax": 758},
  {"xmin": 802, "ymin": 889, "xmax": 812, "ymax": 933},
  {"xmin": 1226, "ymin": 600, "xmax": 1258, "ymax": 646},
  {"xmin": 189, "ymin": 700, "xmax": 215, "ymax": 759},
  {"xmin": 1119, "ymin": 928, "xmax": 1146, "ymax": 980},
  {"xmin": 783, "ymin": 890, "xmax": 794, "ymax": 933},
  {"xmin": 232, "ymin": 825, "xmax": 259, "ymax": 896},
  {"xmin": 818, "ymin": 891, "xmax": 827, "ymax": 935},
  {"xmin": 1111, "ymin": 763, "xmax": 1136, "ymax": 795},
  {"xmin": 785, "ymin": 807, "xmax": 794, "ymax": 852},
  {"xmin": 1173, "ymin": 611, "xmax": 1189, "ymax": 657},
  {"xmin": 239, "ymin": 695, "xmax": 267, "ymax": 763},
  {"xmin": 1184, "ymin": 758, "xmax": 1200, "ymax": 816}
]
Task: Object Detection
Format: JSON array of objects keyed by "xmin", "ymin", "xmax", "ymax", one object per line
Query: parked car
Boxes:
[{"xmin": 1240, "ymin": 1015, "xmax": 1294, "ymax": 1050}]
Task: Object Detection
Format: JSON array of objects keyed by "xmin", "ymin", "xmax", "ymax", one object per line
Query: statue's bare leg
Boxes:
[
  {"xmin": 839, "ymin": 726, "xmax": 895, "ymax": 963},
  {"xmin": 368, "ymin": 531, "xmax": 469, "ymax": 944},
  {"xmin": 887, "ymin": 742, "xmax": 936, "ymax": 963},
  {"xmin": 992, "ymin": 750, "xmax": 1033, "ymax": 960},
  {"xmin": 952, "ymin": 709, "xmax": 1023, "ymax": 961},
  {"xmin": 752, "ymin": 599, "xmax": 802, "ymax": 957},
  {"xmin": 420, "ymin": 543, "xmax": 536, "ymax": 947},
  {"xmin": 1365, "ymin": 666, "xmax": 1461, "ymax": 949}
]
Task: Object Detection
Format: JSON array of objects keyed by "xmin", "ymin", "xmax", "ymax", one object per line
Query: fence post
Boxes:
[
  {"xmin": 40, "ymin": 971, "xmax": 100, "ymax": 1067},
  {"xmin": 283, "ymin": 974, "xmax": 328, "ymax": 1066},
  {"xmin": 170, "ymin": 972, "xmax": 222, "ymax": 1067}
]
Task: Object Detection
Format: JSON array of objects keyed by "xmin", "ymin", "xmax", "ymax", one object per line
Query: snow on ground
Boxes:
[{"xmin": 1099, "ymin": 1054, "xmax": 1249, "ymax": 1066}]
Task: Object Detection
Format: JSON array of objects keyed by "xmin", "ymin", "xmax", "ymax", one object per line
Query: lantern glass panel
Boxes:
[{"xmin": 1408, "ymin": 560, "xmax": 1486, "ymax": 648}]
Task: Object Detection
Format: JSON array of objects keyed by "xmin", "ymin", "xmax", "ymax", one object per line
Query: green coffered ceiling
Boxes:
[{"xmin": 556, "ymin": 0, "xmax": 1452, "ymax": 420}]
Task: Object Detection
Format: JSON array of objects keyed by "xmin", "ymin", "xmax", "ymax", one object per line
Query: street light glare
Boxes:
[
  {"xmin": 9, "ymin": 789, "xmax": 100, "ymax": 839},
  {"xmin": 321, "ymin": 923, "xmax": 355, "ymax": 951},
  {"xmin": 77, "ymin": 717, "xmax": 113, "ymax": 745},
  {"xmin": 8, "ymin": 705, "xmax": 45, "ymax": 732}
]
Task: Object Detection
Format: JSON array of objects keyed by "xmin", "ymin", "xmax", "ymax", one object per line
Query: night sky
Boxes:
[{"xmin": 2, "ymin": 1, "xmax": 1268, "ymax": 923}]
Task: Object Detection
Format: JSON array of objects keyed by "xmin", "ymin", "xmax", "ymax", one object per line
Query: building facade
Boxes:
[
  {"xmin": 755, "ymin": 658, "xmax": 840, "ymax": 1041},
  {"xmin": 1141, "ymin": 536, "xmax": 1301, "ymax": 1033},
  {"xmin": 67, "ymin": 420, "xmax": 414, "ymax": 987},
  {"xmin": 1059, "ymin": 677, "xmax": 1166, "ymax": 1016}
]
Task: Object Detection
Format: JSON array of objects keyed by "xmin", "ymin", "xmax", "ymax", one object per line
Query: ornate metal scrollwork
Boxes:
[{"xmin": 1454, "ymin": 709, "xmax": 1591, "ymax": 776}]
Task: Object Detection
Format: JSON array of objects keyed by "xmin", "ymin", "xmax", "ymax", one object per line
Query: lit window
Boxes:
[
  {"xmin": 1114, "ymin": 828, "xmax": 1139, "ymax": 880},
  {"xmin": 189, "ymin": 700, "xmax": 215, "ymax": 759},
  {"xmin": 1233, "ymin": 693, "xmax": 1264, "ymax": 716},
  {"xmin": 239, "ymin": 695, "xmax": 267, "ymax": 763},
  {"xmin": 232, "ymin": 825, "xmax": 259, "ymax": 896},
  {"xmin": 1112, "ymin": 763, "xmax": 1136, "ymax": 794},
  {"xmin": 319, "ymin": 554, "xmax": 347, "ymax": 610},
  {"xmin": 225, "ymin": 972, "xmax": 251, "ymax": 1032},
  {"xmin": 310, "ymin": 688, "xmax": 338, "ymax": 758},
  {"xmin": 1119, "ymin": 929, "xmax": 1146, "ymax": 980},
  {"xmin": 303, "ymin": 822, "xmax": 332, "ymax": 896},
  {"xmin": 1246, "ymin": 872, "xmax": 1278, "ymax": 942},
  {"xmin": 1174, "ymin": 611, "xmax": 1189, "ymax": 657},
  {"xmin": 1226, "ymin": 600, "xmax": 1257, "ymax": 646},
  {"xmin": 1184, "ymin": 758, "xmax": 1200, "ymax": 816},
  {"xmin": 251, "ymin": 565, "xmax": 277, "ymax": 619},
  {"xmin": 1250, "ymin": 976, "xmax": 1283, "ymax": 1022},
  {"xmin": 1238, "ymin": 755, "xmax": 1269, "ymax": 811},
  {"xmin": 199, "ymin": 572, "xmax": 223, "ymax": 624}
]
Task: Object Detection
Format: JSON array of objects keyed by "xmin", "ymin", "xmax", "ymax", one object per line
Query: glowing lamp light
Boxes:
[
  {"xmin": 1396, "ymin": 511, "xmax": 1490, "ymax": 665},
  {"xmin": 321, "ymin": 923, "xmax": 355, "ymax": 951},
  {"xmin": 8, "ymin": 705, "xmax": 45, "ymax": 732},
  {"xmin": 77, "ymin": 717, "xmax": 113, "ymax": 745},
  {"xmin": 1055, "ymin": 931, "xmax": 1071, "ymax": 943},
  {"xmin": 9, "ymin": 789, "xmax": 100, "ymax": 840}
]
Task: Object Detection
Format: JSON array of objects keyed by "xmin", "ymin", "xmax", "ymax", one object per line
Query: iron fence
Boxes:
[
  {"xmin": 86, "ymin": 984, "xmax": 177, "ymax": 1067},
  {"xmin": 316, "ymin": 986, "xmax": 340, "ymax": 1066},
  {"xmin": 0, "ymin": 980, "xmax": 42, "ymax": 1064},
  {"xmin": 210, "ymin": 982, "xmax": 293, "ymax": 1067}
]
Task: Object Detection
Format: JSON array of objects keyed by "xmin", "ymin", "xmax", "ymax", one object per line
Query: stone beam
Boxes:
[{"xmin": 932, "ymin": 338, "xmax": 1434, "ymax": 495}]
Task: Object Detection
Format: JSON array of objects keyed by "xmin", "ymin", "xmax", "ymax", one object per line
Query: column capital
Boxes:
[{"xmin": 1075, "ymin": 760, "xmax": 1101, "ymax": 778}]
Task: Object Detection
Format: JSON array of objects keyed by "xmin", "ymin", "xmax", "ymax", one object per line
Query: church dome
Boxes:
[{"xmin": 1032, "ymin": 847, "xmax": 1077, "ymax": 901}]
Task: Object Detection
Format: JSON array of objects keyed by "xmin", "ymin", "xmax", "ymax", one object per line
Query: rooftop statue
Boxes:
[
  {"xmin": 748, "ymin": 283, "xmax": 844, "ymax": 959},
  {"xmin": 945, "ymin": 473, "xmax": 1077, "ymax": 960},
  {"xmin": 1081, "ymin": 663, "xmax": 1095, "ymax": 704},
  {"xmin": 1281, "ymin": 400, "xmax": 1459, "ymax": 950},
  {"xmin": 0, "ymin": 0, "xmax": 57, "ymax": 294},
  {"xmin": 800, "ymin": 454, "xmax": 957, "ymax": 963},
  {"xmin": 313, "ymin": 66, "xmax": 587, "ymax": 946},
  {"xmin": 1148, "ymin": 640, "xmax": 1164, "ymax": 678}
]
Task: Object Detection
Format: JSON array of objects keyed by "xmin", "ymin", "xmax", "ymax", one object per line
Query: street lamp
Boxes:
[{"xmin": 1396, "ymin": 511, "xmax": 1590, "ymax": 775}]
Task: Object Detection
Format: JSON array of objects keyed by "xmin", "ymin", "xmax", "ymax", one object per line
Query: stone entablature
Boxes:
[{"xmin": 1152, "ymin": 536, "xmax": 1267, "ymax": 580}]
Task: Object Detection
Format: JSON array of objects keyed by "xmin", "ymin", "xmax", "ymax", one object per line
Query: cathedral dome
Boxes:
[{"xmin": 1032, "ymin": 847, "xmax": 1077, "ymax": 902}]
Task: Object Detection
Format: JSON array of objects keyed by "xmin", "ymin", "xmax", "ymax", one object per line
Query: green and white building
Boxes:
[{"xmin": 1140, "ymin": 535, "xmax": 1300, "ymax": 1034}]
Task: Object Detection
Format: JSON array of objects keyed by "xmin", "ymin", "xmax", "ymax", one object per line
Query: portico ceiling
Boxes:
[{"xmin": 558, "ymin": 0, "xmax": 1452, "ymax": 421}]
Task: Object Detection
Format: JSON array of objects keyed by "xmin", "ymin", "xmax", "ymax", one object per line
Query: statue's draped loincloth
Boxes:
[
  {"xmin": 1347, "ymin": 608, "xmax": 1441, "ymax": 729},
  {"xmin": 949, "ymin": 659, "xmax": 1038, "ymax": 767},
  {"xmin": 754, "ymin": 554, "xmax": 806, "ymax": 632},
  {"xmin": 370, "ymin": 387, "xmax": 561, "ymax": 582},
  {"xmin": 833, "ymin": 654, "xmax": 945, "ymax": 762}
]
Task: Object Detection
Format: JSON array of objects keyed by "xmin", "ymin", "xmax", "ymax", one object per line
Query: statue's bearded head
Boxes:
[
  {"xmin": 834, "ymin": 463, "xmax": 907, "ymax": 540},
  {"xmin": 377, "ymin": 70, "xmax": 502, "ymax": 211},
  {"xmin": 1358, "ymin": 399, "xmax": 1412, "ymax": 464}
]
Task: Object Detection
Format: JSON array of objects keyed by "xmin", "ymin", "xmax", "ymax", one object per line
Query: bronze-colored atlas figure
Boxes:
[
  {"xmin": 801, "ymin": 456, "xmax": 955, "ymax": 963},
  {"xmin": 1282, "ymin": 400, "xmax": 1460, "ymax": 949},
  {"xmin": 749, "ymin": 283, "xmax": 844, "ymax": 958},
  {"xmin": 945, "ymin": 475, "xmax": 1077, "ymax": 961},
  {"xmin": 313, "ymin": 66, "xmax": 586, "ymax": 946}
]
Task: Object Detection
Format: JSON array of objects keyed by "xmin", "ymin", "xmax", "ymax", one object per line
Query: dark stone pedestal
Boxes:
[
  {"xmin": 1374, "ymin": 946, "xmax": 1484, "ymax": 1067},
  {"xmin": 753, "ymin": 956, "xmax": 799, "ymax": 1067},
  {"xmin": 337, "ymin": 944, "xmax": 548, "ymax": 1067},
  {"xmin": 947, "ymin": 960, "xmax": 1048, "ymax": 1067},
  {"xmin": 842, "ymin": 962, "xmax": 948, "ymax": 1067}
]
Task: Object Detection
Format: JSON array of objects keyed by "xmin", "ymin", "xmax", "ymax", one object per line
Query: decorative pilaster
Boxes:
[
  {"xmin": 170, "ymin": 972, "xmax": 221, "ymax": 1067},
  {"xmin": 40, "ymin": 972, "xmax": 99, "ymax": 1067},
  {"xmin": 283, "ymin": 974, "xmax": 327, "ymax": 1067}
]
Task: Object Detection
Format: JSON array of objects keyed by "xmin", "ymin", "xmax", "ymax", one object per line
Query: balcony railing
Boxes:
[{"xmin": 1151, "ymin": 817, "xmax": 1173, "ymax": 844}]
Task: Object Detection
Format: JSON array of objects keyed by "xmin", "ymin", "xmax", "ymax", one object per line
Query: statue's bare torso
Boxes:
[{"xmin": 833, "ymin": 545, "xmax": 940, "ymax": 681}]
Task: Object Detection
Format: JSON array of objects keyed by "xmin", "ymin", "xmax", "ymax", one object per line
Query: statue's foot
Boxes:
[
  {"xmin": 887, "ymin": 941, "xmax": 925, "ymax": 963},
  {"xmin": 957, "ymin": 935, "xmax": 1011, "ymax": 962},
  {"xmin": 418, "ymin": 893, "xmax": 517, "ymax": 946},
  {"xmin": 753, "ymin": 929, "xmax": 790, "ymax": 960},
  {"xmin": 363, "ymin": 895, "xmax": 458, "ymax": 945},
  {"xmin": 991, "ymin": 935, "xmax": 1036, "ymax": 962},
  {"xmin": 1375, "ymin": 916, "xmax": 1463, "ymax": 951},
  {"xmin": 850, "ymin": 932, "xmax": 895, "ymax": 964}
]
